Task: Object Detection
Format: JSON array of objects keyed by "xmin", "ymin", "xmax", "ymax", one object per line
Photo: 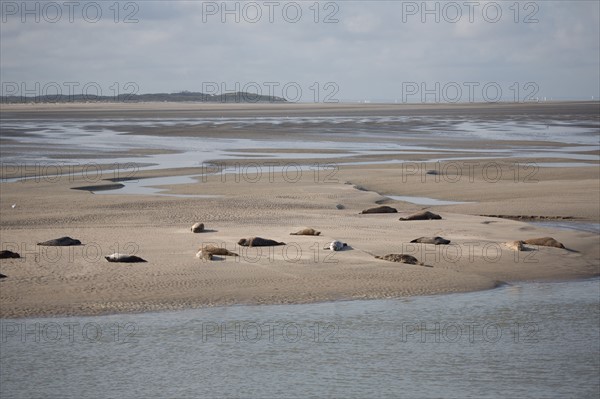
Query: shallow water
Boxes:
[
  {"xmin": 528, "ymin": 221, "xmax": 600, "ymax": 234},
  {"xmin": 87, "ymin": 175, "xmax": 221, "ymax": 197},
  {"xmin": 1, "ymin": 279, "xmax": 598, "ymax": 399},
  {"xmin": 1, "ymin": 117, "xmax": 598, "ymax": 173},
  {"xmin": 387, "ymin": 195, "xmax": 473, "ymax": 206}
]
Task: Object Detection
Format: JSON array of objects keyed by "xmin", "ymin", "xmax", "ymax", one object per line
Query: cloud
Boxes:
[{"xmin": 1, "ymin": 0, "xmax": 598, "ymax": 101}]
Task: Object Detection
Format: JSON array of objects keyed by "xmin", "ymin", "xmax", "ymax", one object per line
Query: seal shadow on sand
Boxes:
[{"xmin": 203, "ymin": 255, "xmax": 226, "ymax": 261}]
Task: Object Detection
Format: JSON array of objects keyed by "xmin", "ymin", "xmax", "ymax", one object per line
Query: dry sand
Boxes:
[{"xmin": 0, "ymin": 102, "xmax": 598, "ymax": 318}]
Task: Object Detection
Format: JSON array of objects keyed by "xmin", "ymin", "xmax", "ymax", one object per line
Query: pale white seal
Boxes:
[{"xmin": 324, "ymin": 240, "xmax": 347, "ymax": 251}]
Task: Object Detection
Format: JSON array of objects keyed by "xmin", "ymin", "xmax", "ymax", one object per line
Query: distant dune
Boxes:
[{"xmin": 0, "ymin": 91, "xmax": 287, "ymax": 104}]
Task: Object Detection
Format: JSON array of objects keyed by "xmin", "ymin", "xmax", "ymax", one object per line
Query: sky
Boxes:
[{"xmin": 1, "ymin": 0, "xmax": 599, "ymax": 103}]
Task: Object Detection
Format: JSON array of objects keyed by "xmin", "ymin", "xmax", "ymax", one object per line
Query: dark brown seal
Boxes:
[
  {"xmin": 37, "ymin": 237, "xmax": 82, "ymax": 246},
  {"xmin": 410, "ymin": 236, "xmax": 450, "ymax": 245},
  {"xmin": 360, "ymin": 206, "xmax": 398, "ymax": 214},
  {"xmin": 0, "ymin": 250, "xmax": 20, "ymax": 259},
  {"xmin": 238, "ymin": 237, "xmax": 286, "ymax": 247},
  {"xmin": 105, "ymin": 253, "xmax": 147, "ymax": 263},
  {"xmin": 399, "ymin": 211, "xmax": 442, "ymax": 221}
]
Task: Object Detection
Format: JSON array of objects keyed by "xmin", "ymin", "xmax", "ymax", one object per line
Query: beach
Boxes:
[{"xmin": 0, "ymin": 102, "xmax": 598, "ymax": 318}]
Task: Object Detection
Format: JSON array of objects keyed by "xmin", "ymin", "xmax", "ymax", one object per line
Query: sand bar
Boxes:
[{"xmin": 0, "ymin": 102, "xmax": 598, "ymax": 318}]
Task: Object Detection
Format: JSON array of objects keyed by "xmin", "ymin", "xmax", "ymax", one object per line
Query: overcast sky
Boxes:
[{"xmin": 1, "ymin": 0, "xmax": 599, "ymax": 102}]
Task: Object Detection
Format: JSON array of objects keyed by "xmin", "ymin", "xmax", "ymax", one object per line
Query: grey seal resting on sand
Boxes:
[
  {"xmin": 323, "ymin": 240, "xmax": 347, "ymax": 251},
  {"xmin": 191, "ymin": 223, "xmax": 205, "ymax": 233},
  {"xmin": 38, "ymin": 237, "xmax": 82, "ymax": 246},
  {"xmin": 360, "ymin": 206, "xmax": 398, "ymax": 214},
  {"xmin": 105, "ymin": 253, "xmax": 147, "ymax": 263},
  {"xmin": 238, "ymin": 237, "xmax": 286, "ymax": 247},
  {"xmin": 196, "ymin": 245, "xmax": 238, "ymax": 258},
  {"xmin": 290, "ymin": 228, "xmax": 321, "ymax": 236},
  {"xmin": 375, "ymin": 254, "xmax": 427, "ymax": 266},
  {"xmin": 410, "ymin": 236, "xmax": 451, "ymax": 245},
  {"xmin": 523, "ymin": 237, "xmax": 565, "ymax": 249},
  {"xmin": 0, "ymin": 250, "xmax": 20, "ymax": 259},
  {"xmin": 399, "ymin": 211, "xmax": 442, "ymax": 221}
]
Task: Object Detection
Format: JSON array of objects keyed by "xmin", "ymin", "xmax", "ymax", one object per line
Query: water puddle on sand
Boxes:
[
  {"xmin": 387, "ymin": 195, "xmax": 474, "ymax": 206},
  {"xmin": 72, "ymin": 175, "xmax": 221, "ymax": 198},
  {"xmin": 535, "ymin": 162, "xmax": 598, "ymax": 168}
]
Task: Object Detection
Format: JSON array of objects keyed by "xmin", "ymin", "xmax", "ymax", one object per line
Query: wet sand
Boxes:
[{"xmin": 0, "ymin": 102, "xmax": 598, "ymax": 318}]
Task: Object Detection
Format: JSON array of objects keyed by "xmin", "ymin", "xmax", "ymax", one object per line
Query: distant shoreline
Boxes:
[
  {"xmin": 1, "ymin": 100, "xmax": 599, "ymax": 119},
  {"xmin": 0, "ymin": 91, "xmax": 287, "ymax": 104}
]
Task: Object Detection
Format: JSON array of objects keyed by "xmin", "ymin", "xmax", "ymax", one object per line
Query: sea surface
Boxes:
[{"xmin": 1, "ymin": 279, "xmax": 598, "ymax": 399}]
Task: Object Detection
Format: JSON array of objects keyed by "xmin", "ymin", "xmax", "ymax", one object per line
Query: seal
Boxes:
[
  {"xmin": 0, "ymin": 250, "xmax": 20, "ymax": 259},
  {"xmin": 104, "ymin": 253, "xmax": 147, "ymax": 263},
  {"xmin": 290, "ymin": 228, "xmax": 321, "ymax": 236},
  {"xmin": 323, "ymin": 240, "xmax": 347, "ymax": 251},
  {"xmin": 375, "ymin": 254, "xmax": 428, "ymax": 266},
  {"xmin": 37, "ymin": 237, "xmax": 82, "ymax": 246},
  {"xmin": 410, "ymin": 236, "xmax": 451, "ymax": 245},
  {"xmin": 504, "ymin": 241, "xmax": 525, "ymax": 251},
  {"xmin": 191, "ymin": 223, "xmax": 205, "ymax": 233},
  {"xmin": 360, "ymin": 206, "xmax": 398, "ymax": 214},
  {"xmin": 238, "ymin": 237, "xmax": 286, "ymax": 247},
  {"xmin": 196, "ymin": 251, "xmax": 214, "ymax": 260},
  {"xmin": 523, "ymin": 237, "xmax": 565, "ymax": 249},
  {"xmin": 399, "ymin": 211, "xmax": 442, "ymax": 221},
  {"xmin": 196, "ymin": 245, "xmax": 238, "ymax": 258}
]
